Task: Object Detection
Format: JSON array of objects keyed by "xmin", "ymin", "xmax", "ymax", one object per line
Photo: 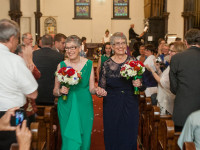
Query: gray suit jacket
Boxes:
[{"xmin": 170, "ymin": 46, "xmax": 200, "ymax": 126}]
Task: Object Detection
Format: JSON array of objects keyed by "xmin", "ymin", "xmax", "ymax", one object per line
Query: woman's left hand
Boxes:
[{"xmin": 132, "ymin": 79, "xmax": 142, "ymax": 87}]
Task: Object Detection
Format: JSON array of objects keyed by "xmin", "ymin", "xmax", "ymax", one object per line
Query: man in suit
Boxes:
[
  {"xmin": 169, "ymin": 28, "xmax": 200, "ymax": 131},
  {"xmin": 33, "ymin": 34, "xmax": 64, "ymax": 105},
  {"xmin": 52, "ymin": 33, "xmax": 67, "ymax": 54}
]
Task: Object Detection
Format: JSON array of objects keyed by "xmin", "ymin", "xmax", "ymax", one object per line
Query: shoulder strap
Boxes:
[{"xmin": 60, "ymin": 61, "xmax": 66, "ymax": 68}]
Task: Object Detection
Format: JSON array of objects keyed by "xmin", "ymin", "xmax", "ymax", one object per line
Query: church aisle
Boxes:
[{"xmin": 90, "ymin": 95, "xmax": 105, "ymax": 150}]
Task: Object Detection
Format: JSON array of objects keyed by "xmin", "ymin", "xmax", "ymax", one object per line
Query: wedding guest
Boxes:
[
  {"xmin": 146, "ymin": 41, "xmax": 186, "ymax": 115},
  {"xmin": 178, "ymin": 109, "xmax": 200, "ymax": 149},
  {"xmin": 33, "ymin": 34, "xmax": 64, "ymax": 105},
  {"xmin": 15, "ymin": 45, "xmax": 41, "ymax": 126},
  {"xmin": 22, "ymin": 32, "xmax": 33, "ymax": 47},
  {"xmin": 136, "ymin": 45, "xmax": 146, "ymax": 62},
  {"xmin": 96, "ymin": 42, "xmax": 112, "ymax": 82},
  {"xmin": 52, "ymin": 33, "xmax": 67, "ymax": 54},
  {"xmin": 170, "ymin": 28, "xmax": 200, "ymax": 131},
  {"xmin": 53, "ymin": 35, "xmax": 104, "ymax": 150},
  {"xmin": 0, "ymin": 19, "xmax": 38, "ymax": 150},
  {"xmin": 0, "ymin": 108, "xmax": 32, "ymax": 150},
  {"xmin": 102, "ymin": 29, "xmax": 110, "ymax": 44},
  {"xmin": 80, "ymin": 37, "xmax": 88, "ymax": 58},
  {"xmin": 98, "ymin": 32, "xmax": 143, "ymax": 150},
  {"xmin": 129, "ymin": 24, "xmax": 139, "ymax": 51},
  {"xmin": 143, "ymin": 44, "xmax": 157, "ymax": 97}
]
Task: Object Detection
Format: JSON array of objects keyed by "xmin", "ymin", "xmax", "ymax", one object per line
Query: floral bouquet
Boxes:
[
  {"xmin": 55, "ymin": 66, "xmax": 82, "ymax": 100},
  {"xmin": 120, "ymin": 60, "xmax": 145, "ymax": 95}
]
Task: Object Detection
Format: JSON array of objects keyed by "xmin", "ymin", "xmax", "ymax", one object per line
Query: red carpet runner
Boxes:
[{"xmin": 90, "ymin": 95, "xmax": 105, "ymax": 150}]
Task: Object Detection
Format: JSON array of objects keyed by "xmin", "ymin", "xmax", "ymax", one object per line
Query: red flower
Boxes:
[
  {"xmin": 137, "ymin": 61, "xmax": 144, "ymax": 67},
  {"xmin": 129, "ymin": 61, "xmax": 137, "ymax": 67},
  {"xmin": 134, "ymin": 66, "xmax": 141, "ymax": 71},
  {"xmin": 58, "ymin": 67, "xmax": 67, "ymax": 76},
  {"xmin": 66, "ymin": 68, "xmax": 75, "ymax": 76},
  {"xmin": 77, "ymin": 73, "xmax": 82, "ymax": 79},
  {"xmin": 120, "ymin": 67, "xmax": 126, "ymax": 71}
]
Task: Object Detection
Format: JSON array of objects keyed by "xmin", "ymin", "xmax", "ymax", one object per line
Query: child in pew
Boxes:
[{"xmin": 178, "ymin": 110, "xmax": 200, "ymax": 150}]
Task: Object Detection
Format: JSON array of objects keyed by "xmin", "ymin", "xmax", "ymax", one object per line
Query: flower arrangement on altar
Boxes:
[
  {"xmin": 93, "ymin": 47, "xmax": 103, "ymax": 60},
  {"xmin": 55, "ymin": 66, "xmax": 82, "ymax": 100},
  {"xmin": 120, "ymin": 60, "xmax": 145, "ymax": 94}
]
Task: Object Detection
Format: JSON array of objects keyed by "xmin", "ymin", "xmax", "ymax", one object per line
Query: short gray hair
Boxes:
[
  {"xmin": 0, "ymin": 19, "xmax": 19, "ymax": 43},
  {"xmin": 42, "ymin": 34, "xmax": 53, "ymax": 46},
  {"xmin": 66, "ymin": 35, "xmax": 82, "ymax": 47},
  {"xmin": 110, "ymin": 32, "xmax": 127, "ymax": 46},
  {"xmin": 22, "ymin": 32, "xmax": 31, "ymax": 41}
]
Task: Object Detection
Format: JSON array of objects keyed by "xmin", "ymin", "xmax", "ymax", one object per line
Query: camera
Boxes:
[
  {"xmin": 155, "ymin": 57, "xmax": 162, "ymax": 64},
  {"xmin": 15, "ymin": 108, "xmax": 25, "ymax": 126}
]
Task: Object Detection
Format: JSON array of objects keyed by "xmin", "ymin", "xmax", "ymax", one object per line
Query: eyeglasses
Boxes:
[
  {"xmin": 26, "ymin": 38, "xmax": 33, "ymax": 40},
  {"xmin": 113, "ymin": 42, "xmax": 126, "ymax": 47},
  {"xmin": 65, "ymin": 46, "xmax": 77, "ymax": 51}
]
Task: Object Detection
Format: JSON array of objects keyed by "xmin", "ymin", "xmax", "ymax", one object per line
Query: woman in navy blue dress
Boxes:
[{"xmin": 98, "ymin": 32, "xmax": 142, "ymax": 150}]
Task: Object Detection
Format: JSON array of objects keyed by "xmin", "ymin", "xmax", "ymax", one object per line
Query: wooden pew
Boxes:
[
  {"xmin": 183, "ymin": 142, "xmax": 196, "ymax": 150},
  {"xmin": 36, "ymin": 105, "xmax": 56, "ymax": 150},
  {"xmin": 138, "ymin": 92, "xmax": 146, "ymax": 148},
  {"xmin": 157, "ymin": 119, "xmax": 181, "ymax": 150},
  {"xmin": 142, "ymin": 97, "xmax": 152, "ymax": 149}
]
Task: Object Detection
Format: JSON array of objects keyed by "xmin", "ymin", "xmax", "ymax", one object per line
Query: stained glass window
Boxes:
[
  {"xmin": 113, "ymin": 0, "xmax": 129, "ymax": 19},
  {"xmin": 74, "ymin": 0, "xmax": 91, "ymax": 19}
]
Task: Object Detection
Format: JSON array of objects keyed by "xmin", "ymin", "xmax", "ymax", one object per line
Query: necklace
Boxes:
[{"xmin": 68, "ymin": 57, "xmax": 82, "ymax": 70}]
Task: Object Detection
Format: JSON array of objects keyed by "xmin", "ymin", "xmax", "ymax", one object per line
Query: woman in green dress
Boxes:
[
  {"xmin": 96, "ymin": 42, "xmax": 112, "ymax": 82},
  {"xmin": 53, "ymin": 35, "xmax": 106, "ymax": 150}
]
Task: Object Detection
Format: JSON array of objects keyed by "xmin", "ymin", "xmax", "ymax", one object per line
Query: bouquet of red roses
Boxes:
[
  {"xmin": 120, "ymin": 60, "xmax": 145, "ymax": 94},
  {"xmin": 55, "ymin": 66, "xmax": 82, "ymax": 100}
]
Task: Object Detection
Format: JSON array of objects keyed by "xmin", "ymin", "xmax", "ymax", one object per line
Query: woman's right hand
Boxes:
[
  {"xmin": 95, "ymin": 87, "xmax": 107, "ymax": 97},
  {"xmin": 60, "ymin": 86, "xmax": 69, "ymax": 95}
]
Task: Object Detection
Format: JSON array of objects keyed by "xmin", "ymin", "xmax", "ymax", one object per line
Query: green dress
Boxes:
[
  {"xmin": 101, "ymin": 54, "xmax": 110, "ymax": 68},
  {"xmin": 58, "ymin": 60, "xmax": 94, "ymax": 150}
]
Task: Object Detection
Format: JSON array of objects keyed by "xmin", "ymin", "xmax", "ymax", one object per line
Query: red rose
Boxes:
[
  {"xmin": 129, "ymin": 61, "xmax": 137, "ymax": 67},
  {"xmin": 58, "ymin": 67, "xmax": 67, "ymax": 76},
  {"xmin": 137, "ymin": 61, "xmax": 144, "ymax": 67},
  {"xmin": 77, "ymin": 73, "xmax": 82, "ymax": 79},
  {"xmin": 120, "ymin": 67, "xmax": 126, "ymax": 71},
  {"xmin": 66, "ymin": 68, "xmax": 75, "ymax": 76}
]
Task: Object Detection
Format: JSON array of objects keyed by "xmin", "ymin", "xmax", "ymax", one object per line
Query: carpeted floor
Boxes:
[{"xmin": 90, "ymin": 95, "xmax": 105, "ymax": 150}]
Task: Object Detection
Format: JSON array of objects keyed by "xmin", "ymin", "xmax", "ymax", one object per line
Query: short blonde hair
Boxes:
[{"xmin": 173, "ymin": 41, "xmax": 186, "ymax": 53}]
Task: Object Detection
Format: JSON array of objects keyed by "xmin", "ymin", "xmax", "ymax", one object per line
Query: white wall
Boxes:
[
  {"xmin": 0, "ymin": 0, "xmax": 10, "ymax": 20},
  {"xmin": 167, "ymin": 0, "xmax": 184, "ymax": 39},
  {"xmin": 40, "ymin": 0, "xmax": 145, "ymax": 43},
  {"xmin": 0, "ymin": 0, "xmax": 185, "ymax": 43}
]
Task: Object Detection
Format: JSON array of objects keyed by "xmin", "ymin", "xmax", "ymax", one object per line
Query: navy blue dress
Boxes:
[{"xmin": 99, "ymin": 56, "xmax": 139, "ymax": 150}]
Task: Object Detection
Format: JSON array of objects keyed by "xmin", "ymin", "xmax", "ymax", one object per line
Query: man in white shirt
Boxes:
[{"xmin": 0, "ymin": 19, "xmax": 38, "ymax": 150}]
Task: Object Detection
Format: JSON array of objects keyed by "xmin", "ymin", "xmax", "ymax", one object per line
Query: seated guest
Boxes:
[
  {"xmin": 0, "ymin": 19, "xmax": 38, "ymax": 150},
  {"xmin": 33, "ymin": 34, "xmax": 64, "ymax": 105},
  {"xmin": 136, "ymin": 45, "xmax": 146, "ymax": 62},
  {"xmin": 96, "ymin": 42, "xmax": 112, "ymax": 82},
  {"xmin": 146, "ymin": 41, "xmax": 186, "ymax": 115},
  {"xmin": 178, "ymin": 110, "xmax": 200, "ymax": 150},
  {"xmin": 143, "ymin": 44, "xmax": 158, "ymax": 97}
]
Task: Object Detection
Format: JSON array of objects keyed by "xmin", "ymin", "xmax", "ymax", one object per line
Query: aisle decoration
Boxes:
[
  {"xmin": 120, "ymin": 60, "xmax": 145, "ymax": 94},
  {"xmin": 55, "ymin": 66, "xmax": 82, "ymax": 100}
]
